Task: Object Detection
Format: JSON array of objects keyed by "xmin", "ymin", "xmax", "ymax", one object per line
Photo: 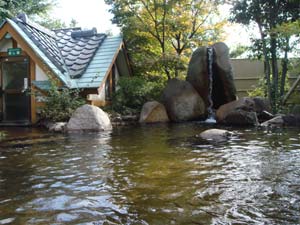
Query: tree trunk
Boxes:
[
  {"xmin": 258, "ymin": 23, "xmax": 272, "ymax": 103},
  {"xmin": 280, "ymin": 37, "xmax": 289, "ymax": 98},
  {"xmin": 270, "ymin": 37, "xmax": 279, "ymax": 111}
]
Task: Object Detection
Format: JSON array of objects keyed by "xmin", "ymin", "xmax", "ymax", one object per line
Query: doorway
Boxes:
[{"xmin": 0, "ymin": 57, "xmax": 30, "ymax": 124}]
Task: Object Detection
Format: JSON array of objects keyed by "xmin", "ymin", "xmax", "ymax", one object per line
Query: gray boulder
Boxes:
[
  {"xmin": 216, "ymin": 97, "xmax": 259, "ymax": 126},
  {"xmin": 211, "ymin": 42, "xmax": 237, "ymax": 109},
  {"xmin": 186, "ymin": 47, "xmax": 209, "ymax": 106},
  {"xmin": 162, "ymin": 79, "xmax": 206, "ymax": 122},
  {"xmin": 186, "ymin": 42, "xmax": 237, "ymax": 110},
  {"xmin": 199, "ymin": 129, "xmax": 233, "ymax": 142},
  {"xmin": 139, "ymin": 101, "xmax": 169, "ymax": 123},
  {"xmin": 67, "ymin": 104, "xmax": 112, "ymax": 131}
]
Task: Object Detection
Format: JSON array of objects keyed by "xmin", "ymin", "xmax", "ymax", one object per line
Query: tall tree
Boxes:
[
  {"xmin": 0, "ymin": 0, "xmax": 54, "ymax": 22},
  {"xmin": 105, "ymin": 0, "xmax": 225, "ymax": 80},
  {"xmin": 231, "ymin": 0, "xmax": 300, "ymax": 111}
]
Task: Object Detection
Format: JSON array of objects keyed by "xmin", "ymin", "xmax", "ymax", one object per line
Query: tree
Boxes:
[
  {"xmin": 105, "ymin": 0, "xmax": 225, "ymax": 80},
  {"xmin": 231, "ymin": 0, "xmax": 300, "ymax": 112},
  {"xmin": 0, "ymin": 0, "xmax": 54, "ymax": 22}
]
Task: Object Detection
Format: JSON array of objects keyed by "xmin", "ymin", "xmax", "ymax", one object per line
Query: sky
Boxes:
[
  {"xmin": 51, "ymin": 0, "xmax": 119, "ymax": 34},
  {"xmin": 50, "ymin": 0, "xmax": 253, "ymax": 48}
]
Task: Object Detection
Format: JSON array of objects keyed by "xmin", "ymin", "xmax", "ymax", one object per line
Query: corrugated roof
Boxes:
[{"xmin": 2, "ymin": 14, "xmax": 124, "ymax": 89}]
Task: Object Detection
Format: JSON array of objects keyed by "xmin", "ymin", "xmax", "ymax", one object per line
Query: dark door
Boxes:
[{"xmin": 0, "ymin": 57, "xmax": 30, "ymax": 123}]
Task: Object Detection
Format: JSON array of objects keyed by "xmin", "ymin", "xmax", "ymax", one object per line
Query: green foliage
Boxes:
[
  {"xmin": 0, "ymin": 0, "xmax": 54, "ymax": 22},
  {"xmin": 105, "ymin": 0, "xmax": 225, "ymax": 79},
  {"xmin": 0, "ymin": 131, "xmax": 6, "ymax": 140},
  {"xmin": 39, "ymin": 82, "xmax": 85, "ymax": 122},
  {"xmin": 230, "ymin": 45, "xmax": 250, "ymax": 58},
  {"xmin": 247, "ymin": 78, "xmax": 266, "ymax": 97},
  {"xmin": 111, "ymin": 77, "xmax": 165, "ymax": 115},
  {"xmin": 0, "ymin": 0, "xmax": 71, "ymax": 31},
  {"xmin": 230, "ymin": 0, "xmax": 300, "ymax": 112}
]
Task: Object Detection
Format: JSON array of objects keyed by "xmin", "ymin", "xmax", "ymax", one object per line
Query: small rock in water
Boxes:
[{"xmin": 198, "ymin": 128, "xmax": 233, "ymax": 142}]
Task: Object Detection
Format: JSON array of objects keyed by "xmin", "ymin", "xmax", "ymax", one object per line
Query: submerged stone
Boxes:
[
  {"xmin": 67, "ymin": 104, "xmax": 112, "ymax": 131},
  {"xmin": 198, "ymin": 128, "xmax": 233, "ymax": 142}
]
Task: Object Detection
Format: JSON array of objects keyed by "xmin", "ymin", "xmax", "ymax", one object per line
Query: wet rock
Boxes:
[
  {"xmin": 252, "ymin": 97, "xmax": 272, "ymax": 113},
  {"xmin": 139, "ymin": 101, "xmax": 169, "ymax": 123},
  {"xmin": 47, "ymin": 122, "xmax": 67, "ymax": 132},
  {"xmin": 283, "ymin": 115, "xmax": 300, "ymax": 126},
  {"xmin": 216, "ymin": 97, "xmax": 259, "ymax": 126},
  {"xmin": 260, "ymin": 114, "xmax": 300, "ymax": 127},
  {"xmin": 162, "ymin": 78, "xmax": 206, "ymax": 122},
  {"xmin": 261, "ymin": 115, "xmax": 285, "ymax": 127},
  {"xmin": 211, "ymin": 42, "xmax": 237, "ymax": 109},
  {"xmin": 291, "ymin": 105, "xmax": 300, "ymax": 115},
  {"xmin": 186, "ymin": 47, "xmax": 209, "ymax": 106},
  {"xmin": 67, "ymin": 104, "xmax": 112, "ymax": 131},
  {"xmin": 252, "ymin": 97, "xmax": 273, "ymax": 122},
  {"xmin": 186, "ymin": 42, "xmax": 237, "ymax": 110},
  {"xmin": 198, "ymin": 128, "xmax": 233, "ymax": 142}
]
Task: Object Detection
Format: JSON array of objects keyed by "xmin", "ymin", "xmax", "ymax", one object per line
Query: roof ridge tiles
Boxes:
[{"xmin": 15, "ymin": 13, "xmax": 56, "ymax": 38}]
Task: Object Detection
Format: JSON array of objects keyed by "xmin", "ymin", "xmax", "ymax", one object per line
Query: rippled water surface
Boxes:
[{"xmin": 0, "ymin": 124, "xmax": 300, "ymax": 224}]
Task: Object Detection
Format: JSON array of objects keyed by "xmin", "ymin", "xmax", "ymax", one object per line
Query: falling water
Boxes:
[{"xmin": 205, "ymin": 47, "xmax": 216, "ymax": 123}]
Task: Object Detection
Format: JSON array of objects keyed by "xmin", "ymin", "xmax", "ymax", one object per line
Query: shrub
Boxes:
[
  {"xmin": 39, "ymin": 82, "xmax": 85, "ymax": 122},
  {"xmin": 111, "ymin": 76, "xmax": 164, "ymax": 114}
]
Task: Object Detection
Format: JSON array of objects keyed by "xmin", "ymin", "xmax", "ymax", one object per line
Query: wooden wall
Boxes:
[{"xmin": 231, "ymin": 59, "xmax": 299, "ymax": 98}]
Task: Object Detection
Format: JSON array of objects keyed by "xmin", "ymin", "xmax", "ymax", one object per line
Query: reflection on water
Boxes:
[{"xmin": 0, "ymin": 124, "xmax": 300, "ymax": 224}]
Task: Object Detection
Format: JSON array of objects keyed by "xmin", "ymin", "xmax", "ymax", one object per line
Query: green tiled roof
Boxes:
[{"xmin": 76, "ymin": 36, "xmax": 122, "ymax": 88}]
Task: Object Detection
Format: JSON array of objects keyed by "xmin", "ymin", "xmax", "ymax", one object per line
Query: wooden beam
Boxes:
[
  {"xmin": 30, "ymin": 58, "xmax": 37, "ymax": 124},
  {"xmin": 12, "ymin": 38, "xmax": 17, "ymax": 48},
  {"xmin": 0, "ymin": 23, "xmax": 9, "ymax": 40},
  {"xmin": 97, "ymin": 42, "xmax": 124, "ymax": 94}
]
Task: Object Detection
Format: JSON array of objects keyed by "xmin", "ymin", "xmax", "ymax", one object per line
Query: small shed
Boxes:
[{"xmin": 0, "ymin": 14, "xmax": 131, "ymax": 125}]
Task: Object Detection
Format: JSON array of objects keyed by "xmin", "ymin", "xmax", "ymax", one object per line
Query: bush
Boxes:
[
  {"xmin": 111, "ymin": 76, "xmax": 164, "ymax": 114},
  {"xmin": 39, "ymin": 82, "xmax": 85, "ymax": 122}
]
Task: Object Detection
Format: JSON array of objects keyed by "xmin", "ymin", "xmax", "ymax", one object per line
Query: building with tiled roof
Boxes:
[{"xmin": 0, "ymin": 14, "xmax": 132, "ymax": 124}]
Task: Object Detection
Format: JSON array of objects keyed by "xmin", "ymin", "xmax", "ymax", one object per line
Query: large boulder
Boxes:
[
  {"xmin": 67, "ymin": 104, "xmax": 112, "ymax": 131},
  {"xmin": 186, "ymin": 42, "xmax": 237, "ymax": 110},
  {"xmin": 139, "ymin": 101, "xmax": 169, "ymax": 123},
  {"xmin": 186, "ymin": 47, "xmax": 209, "ymax": 106},
  {"xmin": 211, "ymin": 42, "xmax": 237, "ymax": 109},
  {"xmin": 162, "ymin": 79, "xmax": 206, "ymax": 122},
  {"xmin": 216, "ymin": 97, "xmax": 259, "ymax": 126}
]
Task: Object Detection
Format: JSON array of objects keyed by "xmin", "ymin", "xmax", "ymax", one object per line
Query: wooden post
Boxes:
[{"xmin": 30, "ymin": 58, "xmax": 36, "ymax": 124}]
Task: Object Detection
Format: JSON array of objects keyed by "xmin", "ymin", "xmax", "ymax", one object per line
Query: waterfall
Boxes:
[{"xmin": 205, "ymin": 47, "xmax": 216, "ymax": 123}]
